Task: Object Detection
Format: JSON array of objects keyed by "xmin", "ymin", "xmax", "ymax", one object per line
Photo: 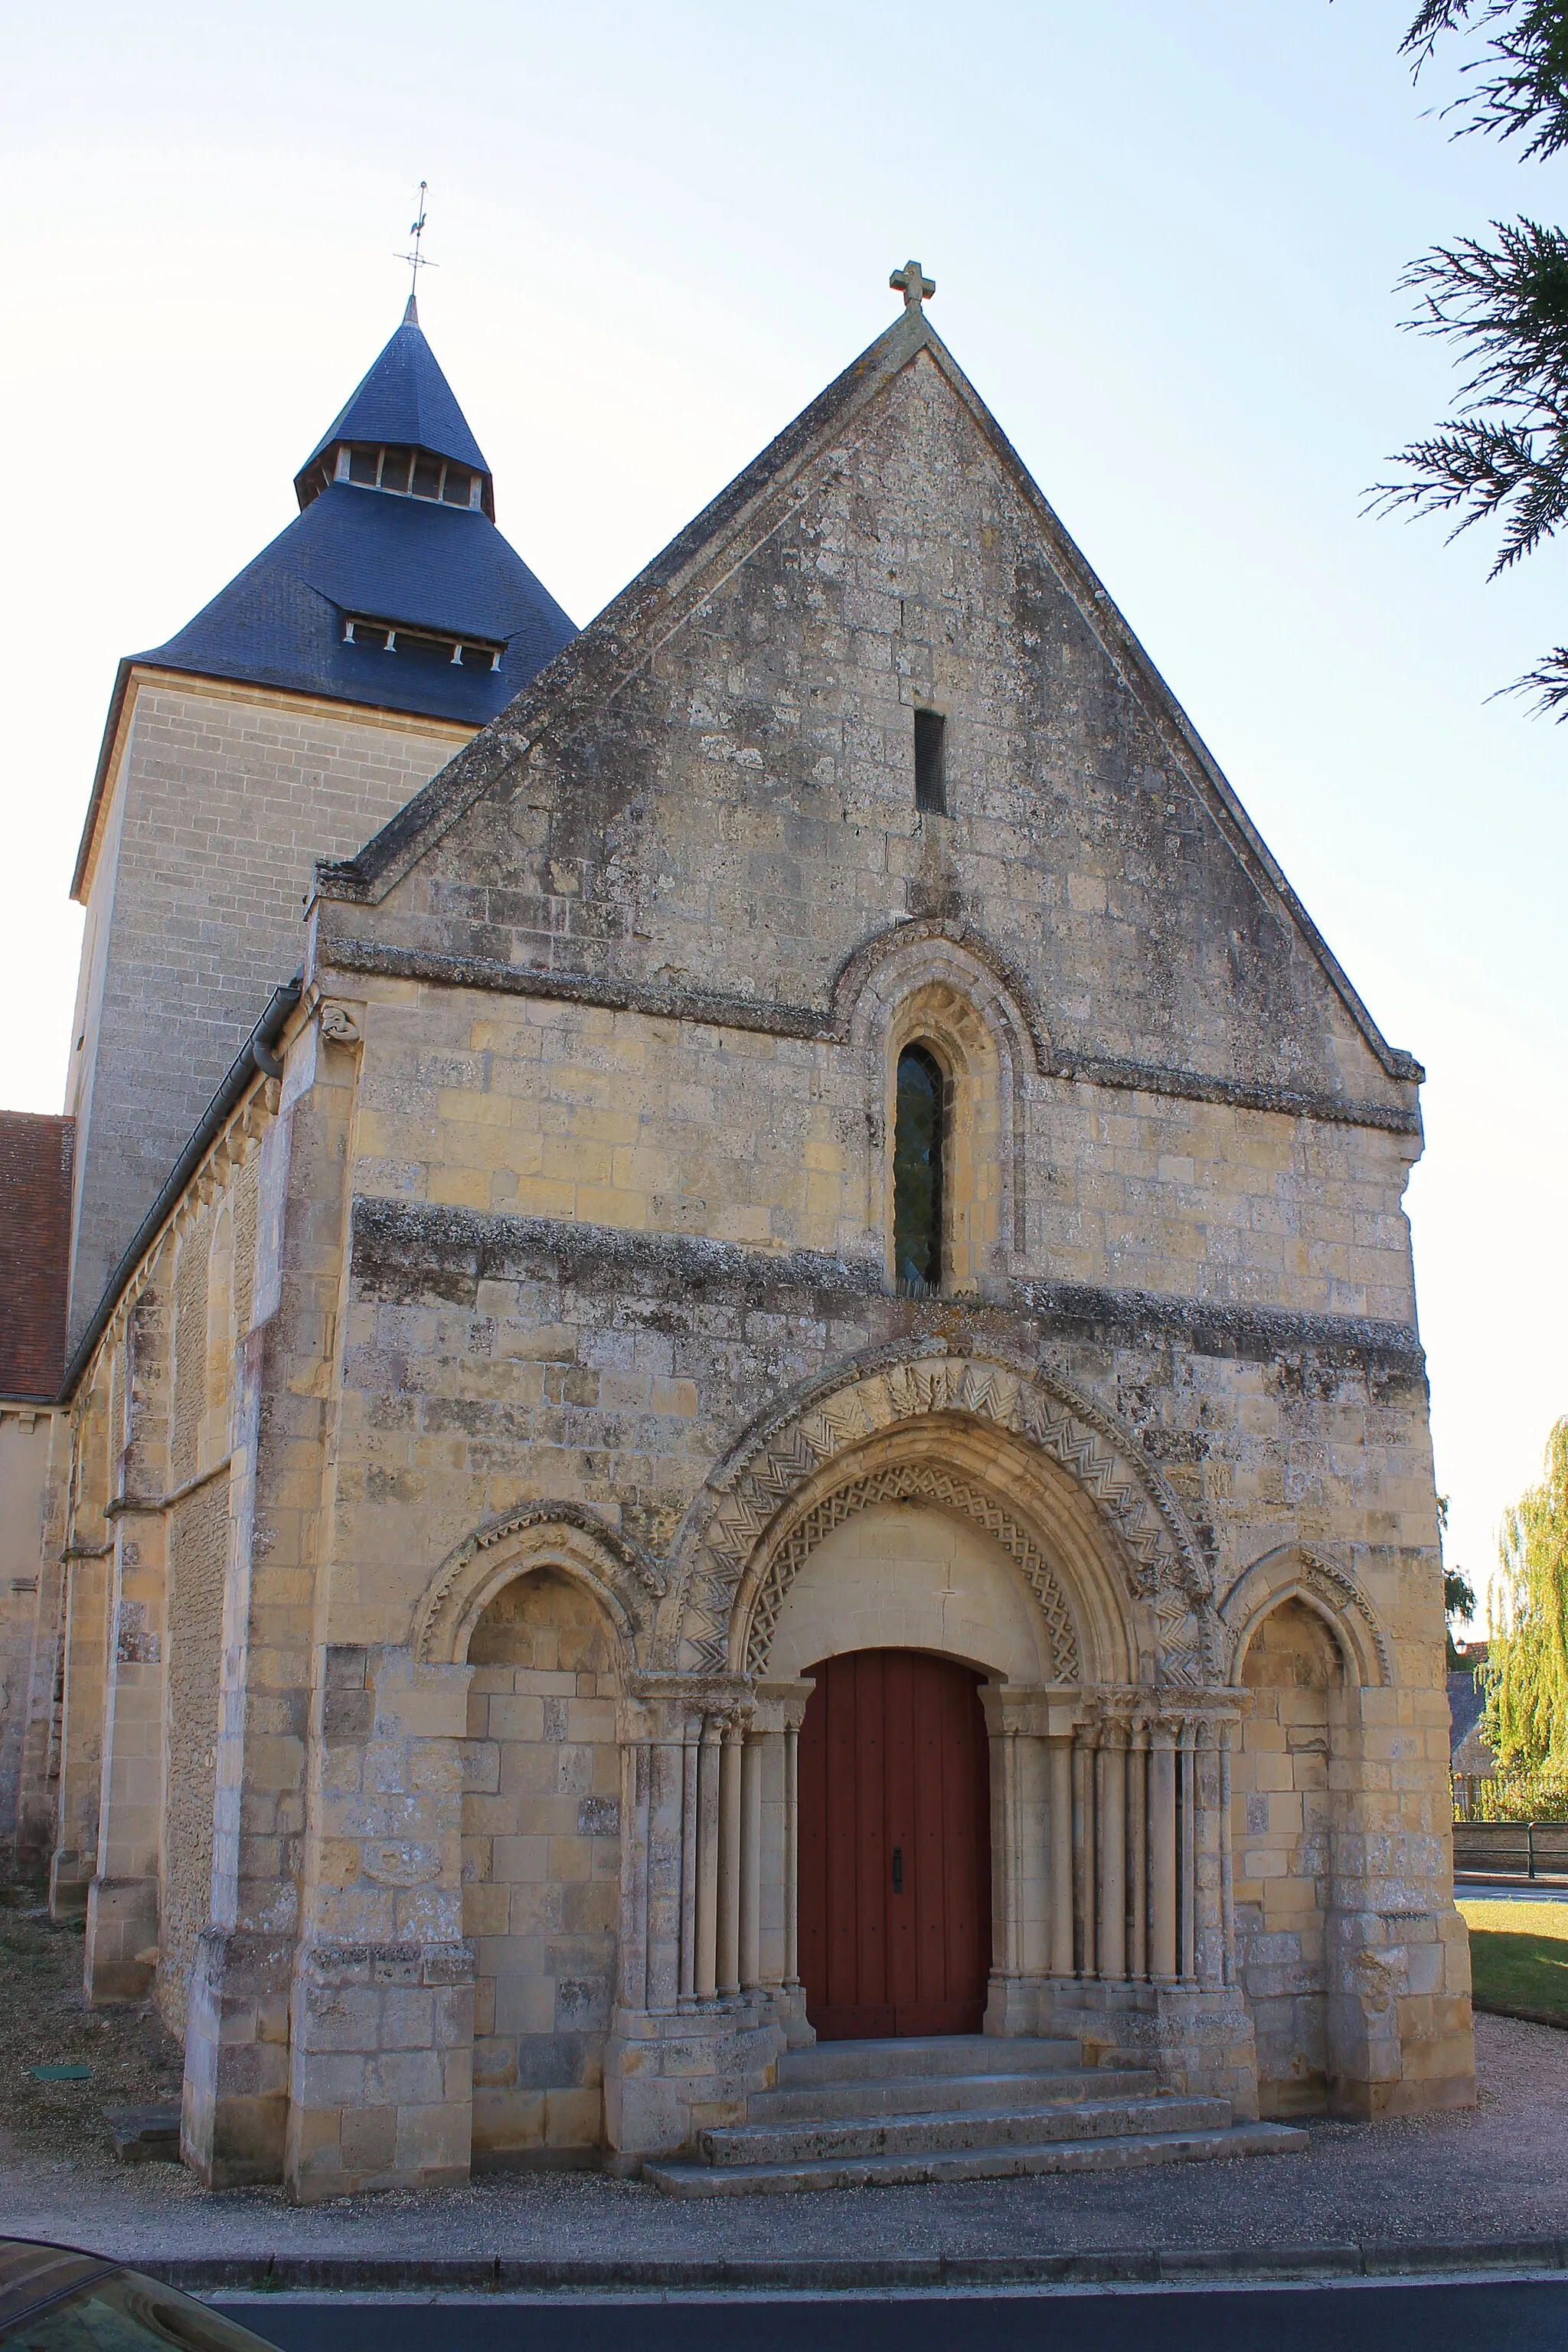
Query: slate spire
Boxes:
[
  {"xmin": 295, "ymin": 302, "xmax": 491, "ymax": 510},
  {"xmin": 113, "ymin": 302, "xmax": 577, "ymax": 740}
]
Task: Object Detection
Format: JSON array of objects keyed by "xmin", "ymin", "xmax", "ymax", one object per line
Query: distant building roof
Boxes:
[
  {"xmin": 1449, "ymin": 1667, "xmax": 1492, "ymax": 1770},
  {"xmin": 0, "ymin": 1114, "xmax": 73, "ymax": 1400}
]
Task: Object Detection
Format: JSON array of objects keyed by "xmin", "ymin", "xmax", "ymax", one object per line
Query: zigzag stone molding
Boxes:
[
  {"xmin": 1217, "ymin": 1544, "xmax": 1393, "ymax": 1687},
  {"xmin": 673, "ymin": 1348, "xmax": 1211, "ymax": 1678},
  {"xmin": 743, "ymin": 1461, "xmax": 1082, "ymax": 1681},
  {"xmin": 1298, "ymin": 1550, "xmax": 1393, "ymax": 1686},
  {"xmin": 414, "ymin": 1499, "xmax": 665, "ymax": 1664}
]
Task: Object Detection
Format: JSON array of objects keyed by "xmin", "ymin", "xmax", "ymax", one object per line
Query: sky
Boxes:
[{"xmin": 2, "ymin": 1, "xmax": 1563, "ymax": 1623}]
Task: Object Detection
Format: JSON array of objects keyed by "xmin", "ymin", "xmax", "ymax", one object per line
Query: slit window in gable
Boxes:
[{"xmin": 914, "ymin": 709, "xmax": 947, "ymax": 815}]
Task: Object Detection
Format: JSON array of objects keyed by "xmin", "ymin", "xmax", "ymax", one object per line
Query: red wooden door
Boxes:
[{"xmin": 798, "ymin": 1648, "xmax": 992, "ymax": 2039}]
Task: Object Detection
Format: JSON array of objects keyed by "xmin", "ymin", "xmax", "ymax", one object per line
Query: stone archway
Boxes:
[
  {"xmin": 665, "ymin": 1344, "xmax": 1212, "ymax": 1685},
  {"xmin": 461, "ymin": 1564, "xmax": 623, "ymax": 2167},
  {"xmin": 1234, "ymin": 1595, "xmax": 1348, "ymax": 2115},
  {"xmin": 413, "ymin": 1500, "xmax": 662, "ymax": 1670},
  {"xmin": 1219, "ymin": 1550, "xmax": 1399, "ymax": 2120},
  {"xmin": 746, "ymin": 1468, "xmax": 1081, "ymax": 1682}
]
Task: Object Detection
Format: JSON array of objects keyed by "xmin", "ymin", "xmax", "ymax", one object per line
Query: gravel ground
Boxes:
[
  {"xmin": 0, "ymin": 2014, "xmax": 1563, "ymax": 2265},
  {"xmin": 0, "ymin": 1872, "xmax": 184, "ymax": 2163}
]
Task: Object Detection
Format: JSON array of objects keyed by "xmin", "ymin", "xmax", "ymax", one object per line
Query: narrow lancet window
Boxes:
[
  {"xmin": 893, "ymin": 1044, "xmax": 944, "ymax": 1295},
  {"xmin": 913, "ymin": 709, "xmax": 947, "ymax": 815}
]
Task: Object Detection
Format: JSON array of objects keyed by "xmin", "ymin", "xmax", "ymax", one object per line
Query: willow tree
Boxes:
[{"xmin": 1483, "ymin": 1418, "xmax": 1568, "ymax": 1766}]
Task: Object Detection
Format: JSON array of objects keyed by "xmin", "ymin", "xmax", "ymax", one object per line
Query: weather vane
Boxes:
[{"xmin": 397, "ymin": 181, "xmax": 437, "ymax": 310}]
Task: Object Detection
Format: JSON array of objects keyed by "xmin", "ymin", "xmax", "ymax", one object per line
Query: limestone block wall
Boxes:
[
  {"xmin": 1235, "ymin": 1597, "xmax": 1339, "ymax": 2112},
  {"xmin": 0, "ymin": 1411, "xmax": 54, "ymax": 1841},
  {"xmin": 331, "ymin": 1181, "xmax": 1439, "ymax": 1661},
  {"xmin": 160, "ymin": 1476, "xmax": 227, "ymax": 2033},
  {"xmin": 283, "ymin": 1645, "xmax": 473, "ymax": 2197},
  {"xmin": 332, "ymin": 978, "xmax": 1421, "ymax": 1329},
  {"xmin": 462, "ymin": 1569, "xmax": 622, "ymax": 2164},
  {"xmin": 67, "ymin": 674, "xmax": 471, "ymax": 1344}
]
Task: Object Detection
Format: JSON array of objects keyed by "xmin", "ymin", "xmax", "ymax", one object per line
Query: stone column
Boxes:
[
  {"xmin": 717, "ymin": 1717, "xmax": 745, "ymax": 1999},
  {"xmin": 1018, "ymin": 1730, "xmax": 1047, "ymax": 1980},
  {"xmin": 1149, "ymin": 1725, "xmax": 1178, "ymax": 1987},
  {"xmin": 182, "ymin": 1038, "xmax": 351, "ymax": 2190},
  {"xmin": 643, "ymin": 1704, "xmax": 688, "ymax": 2015},
  {"xmin": 51, "ymin": 1378, "xmax": 113, "ymax": 1922},
  {"xmin": 1071, "ymin": 1724, "xmax": 1096, "ymax": 1978},
  {"xmin": 740, "ymin": 1730, "xmax": 763, "ymax": 1992},
  {"xmin": 1190, "ymin": 1720, "xmax": 1227, "ymax": 1992},
  {"xmin": 753, "ymin": 1677, "xmax": 812, "ymax": 2043},
  {"xmin": 694, "ymin": 1714, "xmax": 721, "ymax": 2003},
  {"xmin": 1096, "ymin": 1724, "xmax": 1127, "ymax": 1984},
  {"xmin": 678, "ymin": 1710, "xmax": 700, "ymax": 2005},
  {"xmin": 87, "ymin": 1499, "xmax": 168, "ymax": 2001},
  {"xmin": 1047, "ymin": 1736, "xmax": 1074, "ymax": 1979},
  {"xmin": 618, "ymin": 1710, "xmax": 653, "ymax": 2014},
  {"xmin": 86, "ymin": 1274, "xmax": 175, "ymax": 2007},
  {"xmin": 1127, "ymin": 1720, "xmax": 1149, "ymax": 1982},
  {"xmin": 995, "ymin": 1720, "xmax": 1021, "ymax": 1978},
  {"xmin": 1220, "ymin": 1720, "xmax": 1236, "ymax": 1990},
  {"xmin": 1179, "ymin": 1720, "xmax": 1197, "ymax": 1986}
]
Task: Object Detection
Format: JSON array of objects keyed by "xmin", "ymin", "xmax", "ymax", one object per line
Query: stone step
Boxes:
[
  {"xmin": 645, "ymin": 2119, "xmax": 1310, "ymax": 2197},
  {"xmin": 103, "ymin": 2102, "xmax": 181, "ymax": 2165},
  {"xmin": 750, "ymin": 2066, "xmax": 1160, "ymax": 2123},
  {"xmin": 702, "ymin": 2092, "xmax": 1228, "ymax": 2167},
  {"xmin": 774, "ymin": 2034, "xmax": 1082, "ymax": 2086}
]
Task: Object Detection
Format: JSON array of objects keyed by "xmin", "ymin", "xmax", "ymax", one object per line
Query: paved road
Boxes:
[{"xmin": 214, "ymin": 2282, "xmax": 1568, "ymax": 2352}]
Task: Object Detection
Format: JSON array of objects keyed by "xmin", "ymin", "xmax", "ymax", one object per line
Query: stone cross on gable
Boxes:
[{"xmin": 890, "ymin": 258, "xmax": 936, "ymax": 310}]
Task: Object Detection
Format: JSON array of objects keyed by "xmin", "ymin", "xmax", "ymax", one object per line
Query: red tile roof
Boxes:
[{"xmin": 0, "ymin": 1113, "xmax": 73, "ymax": 1399}]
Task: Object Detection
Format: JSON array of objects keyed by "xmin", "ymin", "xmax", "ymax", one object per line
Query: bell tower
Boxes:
[{"xmin": 63, "ymin": 303, "xmax": 577, "ymax": 1349}]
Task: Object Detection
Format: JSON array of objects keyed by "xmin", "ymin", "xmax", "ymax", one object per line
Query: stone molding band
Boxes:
[
  {"xmin": 349, "ymin": 1195, "xmax": 1427, "ymax": 1380},
  {"xmin": 318, "ymin": 931, "xmax": 1420, "ymax": 1135}
]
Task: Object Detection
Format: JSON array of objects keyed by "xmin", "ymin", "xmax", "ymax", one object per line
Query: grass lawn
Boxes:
[{"xmin": 1459, "ymin": 1896, "xmax": 1568, "ymax": 2023}]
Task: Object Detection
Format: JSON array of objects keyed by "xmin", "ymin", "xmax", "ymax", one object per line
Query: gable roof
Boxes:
[
  {"xmin": 0, "ymin": 1112, "xmax": 73, "ymax": 1400},
  {"xmin": 298, "ymin": 296, "xmax": 490, "ymax": 488},
  {"xmin": 315, "ymin": 305, "xmax": 1421, "ymax": 1089}
]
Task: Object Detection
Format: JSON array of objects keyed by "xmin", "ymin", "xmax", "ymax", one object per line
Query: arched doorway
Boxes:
[{"xmin": 798, "ymin": 1648, "xmax": 991, "ymax": 2038}]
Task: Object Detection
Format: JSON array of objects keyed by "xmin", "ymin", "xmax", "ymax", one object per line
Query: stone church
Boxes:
[{"xmin": 1, "ymin": 264, "xmax": 1474, "ymax": 2202}]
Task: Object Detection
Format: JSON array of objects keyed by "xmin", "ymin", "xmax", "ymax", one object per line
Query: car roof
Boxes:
[{"xmin": 0, "ymin": 2241, "xmax": 119, "ymax": 2332}]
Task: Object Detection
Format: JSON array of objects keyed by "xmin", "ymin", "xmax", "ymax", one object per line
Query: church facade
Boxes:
[{"xmin": 10, "ymin": 276, "xmax": 1474, "ymax": 2200}]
